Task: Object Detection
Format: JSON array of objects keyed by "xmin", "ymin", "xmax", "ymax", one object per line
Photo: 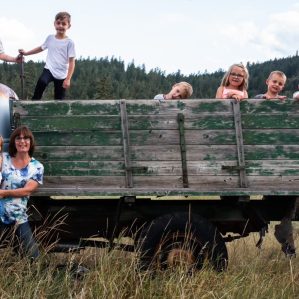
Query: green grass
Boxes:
[{"xmin": 0, "ymin": 223, "xmax": 298, "ymax": 299}]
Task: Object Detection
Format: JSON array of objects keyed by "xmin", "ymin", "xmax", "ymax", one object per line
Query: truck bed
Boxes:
[{"xmin": 13, "ymin": 99, "xmax": 299, "ymax": 198}]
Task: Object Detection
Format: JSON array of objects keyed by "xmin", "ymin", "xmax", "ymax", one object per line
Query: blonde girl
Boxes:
[{"xmin": 216, "ymin": 63, "xmax": 249, "ymax": 101}]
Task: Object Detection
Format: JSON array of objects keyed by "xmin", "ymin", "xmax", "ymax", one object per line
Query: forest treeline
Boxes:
[{"xmin": 0, "ymin": 54, "xmax": 299, "ymax": 99}]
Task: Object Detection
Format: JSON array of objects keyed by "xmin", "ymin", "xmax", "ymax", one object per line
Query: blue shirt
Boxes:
[{"xmin": 0, "ymin": 153, "xmax": 44, "ymax": 224}]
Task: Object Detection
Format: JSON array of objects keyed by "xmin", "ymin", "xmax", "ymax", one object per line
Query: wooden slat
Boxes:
[
  {"xmin": 22, "ymin": 113, "xmax": 299, "ymax": 131},
  {"xmin": 177, "ymin": 113, "xmax": 189, "ymax": 187},
  {"xmin": 41, "ymin": 160, "xmax": 299, "ymax": 177},
  {"xmin": 14, "ymin": 100, "xmax": 121, "ymax": 116},
  {"xmin": 125, "ymin": 99, "xmax": 233, "ymax": 115},
  {"xmin": 33, "ymin": 186, "xmax": 299, "ymax": 197},
  {"xmin": 120, "ymin": 100, "xmax": 133, "ymax": 188},
  {"xmin": 240, "ymin": 99, "xmax": 299, "ymax": 114},
  {"xmin": 20, "ymin": 115, "xmax": 121, "ymax": 130},
  {"xmin": 20, "ymin": 114, "xmax": 235, "ymax": 131},
  {"xmin": 243, "ymin": 129, "xmax": 299, "ymax": 145},
  {"xmin": 43, "ymin": 175, "xmax": 299, "ymax": 190},
  {"xmin": 14, "ymin": 99, "xmax": 299, "ymax": 116},
  {"xmin": 242, "ymin": 114, "xmax": 299, "ymax": 129},
  {"xmin": 31, "ymin": 130, "xmax": 237, "ymax": 146},
  {"xmin": 232, "ymin": 101, "xmax": 247, "ymax": 187},
  {"xmin": 34, "ymin": 145, "xmax": 299, "ymax": 162}
]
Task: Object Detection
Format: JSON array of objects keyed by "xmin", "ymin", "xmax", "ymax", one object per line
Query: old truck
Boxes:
[{"xmin": 1, "ymin": 86, "xmax": 299, "ymax": 271}]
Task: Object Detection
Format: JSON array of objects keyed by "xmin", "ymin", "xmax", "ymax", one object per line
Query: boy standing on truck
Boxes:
[
  {"xmin": 19, "ymin": 11, "xmax": 76, "ymax": 100},
  {"xmin": 154, "ymin": 81, "xmax": 193, "ymax": 101}
]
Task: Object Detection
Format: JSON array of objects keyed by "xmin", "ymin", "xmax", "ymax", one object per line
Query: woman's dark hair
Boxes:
[{"xmin": 9, "ymin": 126, "xmax": 35, "ymax": 157}]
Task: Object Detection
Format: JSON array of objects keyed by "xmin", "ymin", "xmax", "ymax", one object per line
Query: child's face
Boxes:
[
  {"xmin": 54, "ymin": 18, "xmax": 71, "ymax": 36},
  {"xmin": 168, "ymin": 85, "xmax": 186, "ymax": 99},
  {"xmin": 228, "ymin": 66, "xmax": 245, "ymax": 87},
  {"xmin": 266, "ymin": 74, "xmax": 285, "ymax": 95}
]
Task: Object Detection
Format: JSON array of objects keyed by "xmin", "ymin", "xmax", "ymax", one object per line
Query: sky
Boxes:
[{"xmin": 1, "ymin": 0, "xmax": 299, "ymax": 75}]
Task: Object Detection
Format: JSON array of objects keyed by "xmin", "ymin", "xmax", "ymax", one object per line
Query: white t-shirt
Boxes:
[
  {"xmin": 293, "ymin": 91, "xmax": 299, "ymax": 99},
  {"xmin": 154, "ymin": 94, "xmax": 166, "ymax": 102},
  {"xmin": 42, "ymin": 35, "xmax": 76, "ymax": 79}
]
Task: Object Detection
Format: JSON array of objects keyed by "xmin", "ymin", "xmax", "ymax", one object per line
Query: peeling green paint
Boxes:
[{"xmin": 13, "ymin": 99, "xmax": 299, "ymax": 196}]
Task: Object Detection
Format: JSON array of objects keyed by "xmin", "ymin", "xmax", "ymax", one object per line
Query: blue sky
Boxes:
[{"xmin": 1, "ymin": 0, "xmax": 299, "ymax": 75}]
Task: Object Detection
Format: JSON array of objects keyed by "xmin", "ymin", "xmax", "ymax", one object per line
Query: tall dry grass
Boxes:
[{"xmin": 0, "ymin": 222, "xmax": 298, "ymax": 299}]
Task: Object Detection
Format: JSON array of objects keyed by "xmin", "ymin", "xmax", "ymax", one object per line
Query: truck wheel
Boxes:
[{"xmin": 137, "ymin": 213, "xmax": 228, "ymax": 272}]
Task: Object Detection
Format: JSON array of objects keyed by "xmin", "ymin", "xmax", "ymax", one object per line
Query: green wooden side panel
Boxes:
[
  {"xmin": 13, "ymin": 99, "xmax": 299, "ymax": 196},
  {"xmin": 37, "ymin": 144, "xmax": 298, "ymax": 161},
  {"xmin": 125, "ymin": 99, "xmax": 233, "ymax": 115},
  {"xmin": 20, "ymin": 116, "xmax": 121, "ymax": 130},
  {"xmin": 242, "ymin": 115, "xmax": 299, "ymax": 129},
  {"xmin": 20, "ymin": 115, "xmax": 235, "ymax": 131},
  {"xmin": 243, "ymin": 130, "xmax": 299, "ymax": 145},
  {"xmin": 14, "ymin": 100, "xmax": 121, "ymax": 116},
  {"xmin": 33, "ymin": 131, "xmax": 123, "ymax": 146},
  {"xmin": 240, "ymin": 99, "xmax": 299, "ymax": 114}
]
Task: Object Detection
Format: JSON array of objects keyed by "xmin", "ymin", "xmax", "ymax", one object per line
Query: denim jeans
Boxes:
[
  {"xmin": 32, "ymin": 68, "xmax": 65, "ymax": 100},
  {"xmin": 0, "ymin": 221, "xmax": 39, "ymax": 259}
]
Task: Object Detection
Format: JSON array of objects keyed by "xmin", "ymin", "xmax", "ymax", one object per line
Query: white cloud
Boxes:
[
  {"xmin": 1, "ymin": 1, "xmax": 299, "ymax": 74},
  {"xmin": 250, "ymin": 7, "xmax": 299, "ymax": 56},
  {"xmin": 0, "ymin": 17, "xmax": 46, "ymax": 60},
  {"xmin": 208, "ymin": 5, "xmax": 299, "ymax": 69},
  {"xmin": 0, "ymin": 17, "xmax": 34, "ymax": 43}
]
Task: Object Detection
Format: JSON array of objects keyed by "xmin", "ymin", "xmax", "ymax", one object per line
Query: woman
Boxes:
[{"xmin": 0, "ymin": 126, "xmax": 44, "ymax": 259}]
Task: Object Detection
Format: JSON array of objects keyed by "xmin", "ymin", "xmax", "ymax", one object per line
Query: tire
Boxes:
[{"xmin": 137, "ymin": 212, "xmax": 228, "ymax": 272}]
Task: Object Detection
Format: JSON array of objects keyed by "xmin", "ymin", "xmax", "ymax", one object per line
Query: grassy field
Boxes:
[{"xmin": 0, "ymin": 223, "xmax": 298, "ymax": 299}]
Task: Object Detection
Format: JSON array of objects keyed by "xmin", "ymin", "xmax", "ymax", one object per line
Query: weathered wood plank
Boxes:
[
  {"xmin": 32, "ymin": 130, "xmax": 237, "ymax": 146},
  {"xmin": 31, "ymin": 129, "xmax": 298, "ymax": 146},
  {"xmin": 14, "ymin": 100, "xmax": 121, "ymax": 116},
  {"xmin": 14, "ymin": 99, "xmax": 299, "ymax": 117},
  {"xmin": 14, "ymin": 99, "xmax": 235, "ymax": 116},
  {"xmin": 34, "ymin": 145, "xmax": 299, "ymax": 162},
  {"xmin": 34, "ymin": 146, "xmax": 124, "ymax": 161},
  {"xmin": 242, "ymin": 114, "xmax": 299, "ymax": 129},
  {"xmin": 41, "ymin": 160, "xmax": 299, "ymax": 177},
  {"xmin": 42, "ymin": 175, "xmax": 299, "ymax": 191},
  {"xmin": 242, "ymin": 129, "xmax": 299, "ymax": 145},
  {"xmin": 240, "ymin": 99, "xmax": 299, "ymax": 114},
  {"xmin": 20, "ymin": 114, "xmax": 235, "ymax": 131},
  {"xmin": 20, "ymin": 113, "xmax": 299, "ymax": 131},
  {"xmin": 20, "ymin": 116, "xmax": 121, "ymax": 130},
  {"xmin": 34, "ymin": 186, "xmax": 299, "ymax": 197},
  {"xmin": 130, "ymin": 130, "xmax": 237, "ymax": 145},
  {"xmin": 125, "ymin": 99, "xmax": 233, "ymax": 115},
  {"xmin": 244, "ymin": 145, "xmax": 299, "ymax": 160}
]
